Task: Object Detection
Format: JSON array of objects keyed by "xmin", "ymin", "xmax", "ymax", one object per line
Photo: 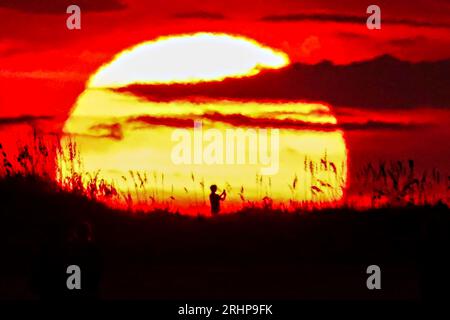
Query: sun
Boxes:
[
  {"xmin": 88, "ymin": 32, "xmax": 290, "ymax": 88},
  {"xmin": 59, "ymin": 33, "xmax": 347, "ymax": 214}
]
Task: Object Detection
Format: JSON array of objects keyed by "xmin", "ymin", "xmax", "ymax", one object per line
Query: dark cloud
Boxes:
[
  {"xmin": 64, "ymin": 131, "xmax": 122, "ymax": 140},
  {"xmin": 117, "ymin": 55, "xmax": 450, "ymax": 109},
  {"xmin": 262, "ymin": 13, "xmax": 364, "ymax": 23},
  {"xmin": 199, "ymin": 113, "xmax": 426, "ymax": 131},
  {"xmin": 336, "ymin": 32, "xmax": 370, "ymax": 40},
  {"xmin": 386, "ymin": 18, "xmax": 450, "ymax": 28},
  {"xmin": 172, "ymin": 11, "xmax": 226, "ymax": 20},
  {"xmin": 0, "ymin": 47, "xmax": 24, "ymax": 58},
  {"xmin": 387, "ymin": 36, "xmax": 429, "ymax": 47},
  {"xmin": 89, "ymin": 123, "xmax": 123, "ymax": 140},
  {"xmin": 200, "ymin": 112, "xmax": 338, "ymax": 131},
  {"xmin": 127, "ymin": 116, "xmax": 195, "ymax": 129},
  {"xmin": 339, "ymin": 120, "xmax": 429, "ymax": 131},
  {"xmin": 0, "ymin": 115, "xmax": 54, "ymax": 126},
  {"xmin": 260, "ymin": 13, "xmax": 450, "ymax": 29},
  {"xmin": 125, "ymin": 113, "xmax": 427, "ymax": 132},
  {"xmin": 0, "ymin": 0, "xmax": 126, "ymax": 14}
]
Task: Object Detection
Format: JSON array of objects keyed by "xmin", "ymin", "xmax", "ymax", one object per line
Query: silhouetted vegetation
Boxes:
[
  {"xmin": 1, "ymin": 134, "xmax": 447, "ymax": 213},
  {"xmin": 0, "ymin": 174, "xmax": 449, "ymax": 300},
  {"xmin": 0, "ymin": 135, "xmax": 449, "ymax": 300}
]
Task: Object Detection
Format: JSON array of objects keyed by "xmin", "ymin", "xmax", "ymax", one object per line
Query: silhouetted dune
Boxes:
[{"xmin": 0, "ymin": 175, "xmax": 449, "ymax": 300}]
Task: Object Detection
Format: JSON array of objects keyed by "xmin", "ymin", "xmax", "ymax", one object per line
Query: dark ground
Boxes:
[{"xmin": 0, "ymin": 176, "xmax": 449, "ymax": 301}]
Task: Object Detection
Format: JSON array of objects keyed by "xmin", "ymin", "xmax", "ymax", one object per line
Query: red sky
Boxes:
[
  {"xmin": 1, "ymin": 0, "xmax": 450, "ymax": 174},
  {"xmin": 1, "ymin": 0, "xmax": 450, "ymax": 117}
]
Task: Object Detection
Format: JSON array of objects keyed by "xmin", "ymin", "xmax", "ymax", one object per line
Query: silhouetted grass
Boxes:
[
  {"xmin": 0, "ymin": 132, "xmax": 448, "ymax": 214},
  {"xmin": 0, "ymin": 173, "xmax": 449, "ymax": 300}
]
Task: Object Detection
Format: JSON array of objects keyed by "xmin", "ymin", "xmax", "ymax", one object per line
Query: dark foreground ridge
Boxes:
[{"xmin": 0, "ymin": 175, "xmax": 449, "ymax": 300}]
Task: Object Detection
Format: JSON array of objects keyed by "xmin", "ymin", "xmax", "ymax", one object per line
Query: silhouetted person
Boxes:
[{"xmin": 209, "ymin": 185, "xmax": 226, "ymax": 215}]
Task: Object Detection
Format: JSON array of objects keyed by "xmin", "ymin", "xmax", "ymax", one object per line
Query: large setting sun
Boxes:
[{"xmin": 59, "ymin": 33, "xmax": 347, "ymax": 214}]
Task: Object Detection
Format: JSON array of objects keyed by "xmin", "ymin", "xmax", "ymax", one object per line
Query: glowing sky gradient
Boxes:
[{"xmin": 1, "ymin": 0, "xmax": 449, "ymax": 212}]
